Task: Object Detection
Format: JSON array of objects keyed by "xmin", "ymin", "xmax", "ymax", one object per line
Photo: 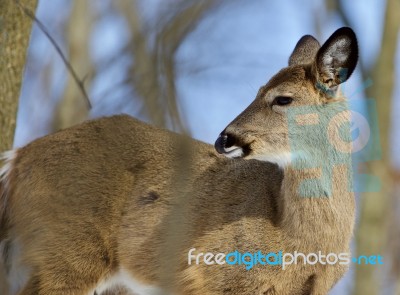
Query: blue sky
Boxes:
[{"xmin": 16, "ymin": 0, "xmax": 393, "ymax": 147}]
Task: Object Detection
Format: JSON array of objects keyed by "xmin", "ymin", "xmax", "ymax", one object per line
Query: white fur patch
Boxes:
[
  {"xmin": 224, "ymin": 146, "xmax": 244, "ymax": 158},
  {"xmin": 94, "ymin": 269, "xmax": 165, "ymax": 295},
  {"xmin": 0, "ymin": 150, "xmax": 17, "ymax": 184},
  {"xmin": 247, "ymin": 152, "xmax": 292, "ymax": 168}
]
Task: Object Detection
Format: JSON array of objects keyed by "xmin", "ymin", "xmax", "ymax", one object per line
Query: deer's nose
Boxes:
[
  {"xmin": 214, "ymin": 134, "xmax": 227, "ymax": 154},
  {"xmin": 214, "ymin": 132, "xmax": 236, "ymax": 154}
]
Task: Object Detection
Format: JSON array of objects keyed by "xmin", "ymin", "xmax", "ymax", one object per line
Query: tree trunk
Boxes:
[
  {"xmin": 0, "ymin": 1, "xmax": 38, "ymax": 293},
  {"xmin": 0, "ymin": 0, "xmax": 38, "ymax": 151}
]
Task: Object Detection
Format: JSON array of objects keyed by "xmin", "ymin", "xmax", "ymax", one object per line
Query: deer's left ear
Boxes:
[{"xmin": 315, "ymin": 27, "xmax": 358, "ymax": 92}]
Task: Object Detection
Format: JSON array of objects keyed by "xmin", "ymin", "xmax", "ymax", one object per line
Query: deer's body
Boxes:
[{"xmin": 0, "ymin": 27, "xmax": 358, "ymax": 295}]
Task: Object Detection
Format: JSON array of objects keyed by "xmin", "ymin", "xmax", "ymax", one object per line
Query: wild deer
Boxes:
[{"xmin": 0, "ymin": 27, "xmax": 358, "ymax": 295}]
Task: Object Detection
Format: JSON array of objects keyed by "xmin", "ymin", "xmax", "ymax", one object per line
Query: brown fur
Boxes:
[{"xmin": 0, "ymin": 27, "xmax": 358, "ymax": 295}]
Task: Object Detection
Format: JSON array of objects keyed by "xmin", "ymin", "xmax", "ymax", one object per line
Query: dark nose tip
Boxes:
[
  {"xmin": 214, "ymin": 134, "xmax": 228, "ymax": 154},
  {"xmin": 215, "ymin": 132, "xmax": 237, "ymax": 154}
]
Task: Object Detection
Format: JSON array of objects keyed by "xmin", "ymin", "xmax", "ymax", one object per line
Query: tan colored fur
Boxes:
[{"xmin": 0, "ymin": 28, "xmax": 358, "ymax": 295}]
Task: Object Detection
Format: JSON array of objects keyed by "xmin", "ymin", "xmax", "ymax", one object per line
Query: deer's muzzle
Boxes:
[{"xmin": 214, "ymin": 133, "xmax": 244, "ymax": 158}]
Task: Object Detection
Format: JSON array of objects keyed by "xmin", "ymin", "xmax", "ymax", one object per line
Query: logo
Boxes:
[
  {"xmin": 187, "ymin": 248, "xmax": 383, "ymax": 271},
  {"xmin": 286, "ymin": 90, "xmax": 381, "ymax": 197}
]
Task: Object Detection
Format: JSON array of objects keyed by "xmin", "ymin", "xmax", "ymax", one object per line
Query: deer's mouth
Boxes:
[{"xmin": 222, "ymin": 146, "xmax": 244, "ymax": 158}]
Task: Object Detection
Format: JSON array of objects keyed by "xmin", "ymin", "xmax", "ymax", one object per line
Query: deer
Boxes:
[{"xmin": 0, "ymin": 27, "xmax": 358, "ymax": 295}]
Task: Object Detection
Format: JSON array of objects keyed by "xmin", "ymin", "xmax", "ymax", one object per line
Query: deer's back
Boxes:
[{"xmin": 4, "ymin": 115, "xmax": 283, "ymax": 289}]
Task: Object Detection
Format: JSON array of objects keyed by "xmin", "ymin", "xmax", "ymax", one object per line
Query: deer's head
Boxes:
[{"xmin": 215, "ymin": 27, "xmax": 358, "ymax": 167}]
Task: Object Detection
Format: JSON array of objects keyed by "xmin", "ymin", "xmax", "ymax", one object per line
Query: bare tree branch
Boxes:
[
  {"xmin": 16, "ymin": 0, "xmax": 92, "ymax": 110},
  {"xmin": 157, "ymin": 0, "xmax": 218, "ymax": 132},
  {"xmin": 53, "ymin": 0, "xmax": 93, "ymax": 130},
  {"xmin": 114, "ymin": 0, "xmax": 219, "ymax": 133}
]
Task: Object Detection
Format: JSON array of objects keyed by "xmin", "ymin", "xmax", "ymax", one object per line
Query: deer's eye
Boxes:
[{"xmin": 273, "ymin": 96, "xmax": 293, "ymax": 106}]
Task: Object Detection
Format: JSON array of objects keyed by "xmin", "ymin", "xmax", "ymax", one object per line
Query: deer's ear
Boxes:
[
  {"xmin": 289, "ymin": 35, "xmax": 320, "ymax": 66},
  {"xmin": 315, "ymin": 27, "xmax": 358, "ymax": 91}
]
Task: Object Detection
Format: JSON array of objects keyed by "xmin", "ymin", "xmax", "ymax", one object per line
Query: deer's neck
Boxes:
[
  {"xmin": 276, "ymin": 100, "xmax": 355, "ymax": 249},
  {"xmin": 279, "ymin": 159, "xmax": 355, "ymax": 250}
]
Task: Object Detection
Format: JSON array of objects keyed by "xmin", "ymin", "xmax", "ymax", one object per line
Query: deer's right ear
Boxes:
[{"xmin": 314, "ymin": 27, "xmax": 358, "ymax": 93}]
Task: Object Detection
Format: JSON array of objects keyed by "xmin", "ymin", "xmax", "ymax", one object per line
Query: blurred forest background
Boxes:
[{"xmin": 0, "ymin": 0, "xmax": 399, "ymax": 294}]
